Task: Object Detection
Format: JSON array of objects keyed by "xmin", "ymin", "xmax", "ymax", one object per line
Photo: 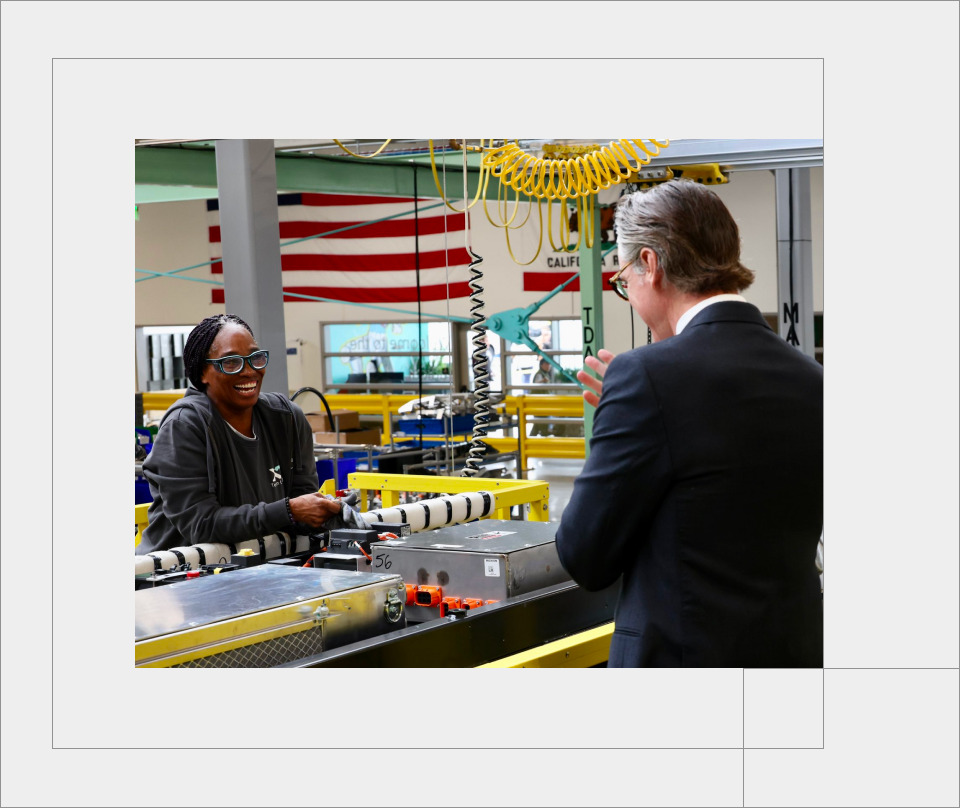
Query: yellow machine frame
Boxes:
[
  {"xmin": 135, "ymin": 472, "xmax": 547, "ymax": 546},
  {"xmin": 349, "ymin": 471, "xmax": 550, "ymax": 522}
]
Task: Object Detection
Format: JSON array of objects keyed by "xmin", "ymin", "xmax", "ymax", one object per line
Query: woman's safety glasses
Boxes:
[
  {"xmin": 206, "ymin": 350, "xmax": 270, "ymax": 374},
  {"xmin": 608, "ymin": 260, "xmax": 635, "ymax": 301}
]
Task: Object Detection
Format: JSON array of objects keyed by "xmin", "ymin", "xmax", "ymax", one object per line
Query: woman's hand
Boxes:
[
  {"xmin": 577, "ymin": 349, "xmax": 617, "ymax": 408},
  {"xmin": 289, "ymin": 493, "xmax": 342, "ymax": 528}
]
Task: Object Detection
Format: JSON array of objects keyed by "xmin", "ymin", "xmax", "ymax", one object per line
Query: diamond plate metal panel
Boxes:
[{"xmin": 173, "ymin": 626, "xmax": 324, "ymax": 668}]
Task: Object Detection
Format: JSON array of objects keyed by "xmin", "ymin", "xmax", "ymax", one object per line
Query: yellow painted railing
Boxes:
[
  {"xmin": 479, "ymin": 623, "xmax": 614, "ymax": 668},
  {"xmin": 349, "ymin": 472, "xmax": 551, "ymax": 522},
  {"xmin": 324, "ymin": 394, "xmax": 421, "ymax": 439},
  {"xmin": 135, "ymin": 502, "xmax": 150, "ymax": 547},
  {"xmin": 139, "ymin": 391, "xmax": 587, "ymax": 459},
  {"xmin": 141, "ymin": 391, "xmax": 188, "ymax": 411}
]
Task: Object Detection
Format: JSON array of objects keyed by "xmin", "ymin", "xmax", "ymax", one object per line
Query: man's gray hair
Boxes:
[{"xmin": 614, "ymin": 180, "xmax": 755, "ymax": 295}]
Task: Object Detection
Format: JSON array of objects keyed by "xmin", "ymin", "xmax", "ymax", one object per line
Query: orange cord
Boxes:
[{"xmin": 302, "ymin": 548, "xmax": 328, "ymax": 567}]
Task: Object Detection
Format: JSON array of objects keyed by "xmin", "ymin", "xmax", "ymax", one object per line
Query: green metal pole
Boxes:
[{"xmin": 578, "ymin": 199, "xmax": 604, "ymax": 457}]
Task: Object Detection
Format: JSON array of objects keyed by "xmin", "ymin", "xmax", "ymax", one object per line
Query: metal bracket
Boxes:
[
  {"xmin": 486, "ymin": 305, "xmax": 585, "ymax": 390},
  {"xmin": 384, "ymin": 585, "xmax": 406, "ymax": 624}
]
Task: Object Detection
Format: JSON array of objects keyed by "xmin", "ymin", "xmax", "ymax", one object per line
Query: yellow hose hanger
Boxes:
[{"xmin": 425, "ymin": 139, "xmax": 670, "ymax": 266}]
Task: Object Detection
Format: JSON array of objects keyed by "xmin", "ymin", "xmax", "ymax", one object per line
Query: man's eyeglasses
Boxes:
[
  {"xmin": 608, "ymin": 260, "xmax": 635, "ymax": 301},
  {"xmin": 206, "ymin": 350, "xmax": 270, "ymax": 375}
]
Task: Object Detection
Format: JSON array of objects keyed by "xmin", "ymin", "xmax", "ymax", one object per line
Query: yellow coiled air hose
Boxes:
[
  {"xmin": 428, "ymin": 139, "xmax": 669, "ymax": 266},
  {"xmin": 482, "ymin": 139, "xmax": 669, "ymax": 200}
]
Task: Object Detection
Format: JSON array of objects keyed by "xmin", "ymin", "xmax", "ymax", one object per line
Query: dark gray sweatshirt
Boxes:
[{"xmin": 139, "ymin": 389, "xmax": 320, "ymax": 554}]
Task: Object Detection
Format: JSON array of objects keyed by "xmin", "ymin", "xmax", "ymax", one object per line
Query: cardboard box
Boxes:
[
  {"xmin": 313, "ymin": 428, "xmax": 382, "ymax": 446},
  {"xmin": 305, "ymin": 409, "xmax": 360, "ymax": 433}
]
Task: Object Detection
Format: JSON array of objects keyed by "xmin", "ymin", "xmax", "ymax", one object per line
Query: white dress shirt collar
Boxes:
[{"xmin": 675, "ymin": 294, "xmax": 747, "ymax": 336}]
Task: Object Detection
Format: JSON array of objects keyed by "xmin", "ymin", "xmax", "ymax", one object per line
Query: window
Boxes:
[
  {"xmin": 466, "ymin": 317, "xmax": 583, "ymax": 395},
  {"xmin": 321, "ymin": 321, "xmax": 455, "ymax": 393},
  {"xmin": 135, "ymin": 325, "xmax": 195, "ymax": 391}
]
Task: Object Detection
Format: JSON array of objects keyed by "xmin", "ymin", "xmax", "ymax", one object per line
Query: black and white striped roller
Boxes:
[
  {"xmin": 134, "ymin": 531, "xmax": 308, "ymax": 577},
  {"xmin": 360, "ymin": 491, "xmax": 495, "ymax": 533}
]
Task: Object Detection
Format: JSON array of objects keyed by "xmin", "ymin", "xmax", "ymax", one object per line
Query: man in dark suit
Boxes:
[{"xmin": 555, "ymin": 180, "xmax": 823, "ymax": 668}]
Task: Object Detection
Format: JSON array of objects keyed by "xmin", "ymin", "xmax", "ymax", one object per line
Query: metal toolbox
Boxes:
[
  {"xmin": 135, "ymin": 565, "xmax": 406, "ymax": 668},
  {"xmin": 372, "ymin": 520, "xmax": 569, "ymax": 622}
]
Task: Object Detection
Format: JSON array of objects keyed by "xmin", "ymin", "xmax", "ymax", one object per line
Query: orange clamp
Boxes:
[
  {"xmin": 462, "ymin": 598, "xmax": 483, "ymax": 610},
  {"xmin": 441, "ymin": 596, "xmax": 462, "ymax": 610},
  {"xmin": 484, "ymin": 600, "xmax": 500, "ymax": 605},
  {"xmin": 404, "ymin": 584, "xmax": 417, "ymax": 605},
  {"xmin": 415, "ymin": 585, "xmax": 442, "ymax": 607}
]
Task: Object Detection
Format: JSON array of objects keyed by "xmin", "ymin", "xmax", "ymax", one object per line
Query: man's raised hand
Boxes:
[{"xmin": 577, "ymin": 349, "xmax": 617, "ymax": 408}]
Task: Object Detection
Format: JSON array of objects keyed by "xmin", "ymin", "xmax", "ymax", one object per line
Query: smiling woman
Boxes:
[{"xmin": 138, "ymin": 314, "xmax": 342, "ymax": 554}]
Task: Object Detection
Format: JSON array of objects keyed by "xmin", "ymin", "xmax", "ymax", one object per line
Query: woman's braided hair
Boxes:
[{"xmin": 183, "ymin": 314, "xmax": 254, "ymax": 392}]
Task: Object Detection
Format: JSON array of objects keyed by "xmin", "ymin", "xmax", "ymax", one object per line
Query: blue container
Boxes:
[
  {"xmin": 316, "ymin": 457, "xmax": 357, "ymax": 489},
  {"xmin": 397, "ymin": 415, "xmax": 475, "ymax": 436},
  {"xmin": 136, "ymin": 435, "xmax": 154, "ymax": 504},
  {"xmin": 341, "ymin": 449, "xmax": 380, "ymax": 471},
  {"xmin": 135, "ymin": 477, "xmax": 153, "ymax": 504}
]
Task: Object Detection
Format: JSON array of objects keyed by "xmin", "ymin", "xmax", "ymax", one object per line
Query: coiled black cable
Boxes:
[{"xmin": 461, "ymin": 246, "xmax": 490, "ymax": 476}]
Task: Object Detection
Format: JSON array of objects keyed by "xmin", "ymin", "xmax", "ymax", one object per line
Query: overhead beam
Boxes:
[
  {"xmin": 643, "ymin": 138, "xmax": 823, "ymax": 172},
  {"xmin": 135, "ymin": 140, "xmax": 822, "ymax": 200},
  {"xmin": 136, "ymin": 147, "xmax": 484, "ymax": 199},
  {"xmin": 135, "ymin": 184, "xmax": 218, "ymax": 204}
]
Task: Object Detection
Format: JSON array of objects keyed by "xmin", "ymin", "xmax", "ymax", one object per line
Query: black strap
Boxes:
[
  {"xmin": 464, "ymin": 495, "xmax": 472, "ymax": 520},
  {"xmin": 193, "ymin": 546, "xmax": 206, "ymax": 566},
  {"xmin": 374, "ymin": 512, "xmax": 384, "ymax": 522},
  {"xmin": 398, "ymin": 507, "xmax": 407, "ymax": 524},
  {"xmin": 445, "ymin": 500, "xmax": 453, "ymax": 523},
  {"xmin": 147, "ymin": 554, "xmax": 163, "ymax": 571},
  {"xmin": 277, "ymin": 533, "xmax": 287, "ymax": 556},
  {"xmin": 480, "ymin": 492, "xmax": 492, "ymax": 516},
  {"xmin": 422, "ymin": 503, "xmax": 431, "ymax": 528},
  {"xmin": 171, "ymin": 549, "xmax": 186, "ymax": 566},
  {"xmin": 227, "ymin": 542, "xmax": 237, "ymax": 556},
  {"xmin": 257, "ymin": 537, "xmax": 267, "ymax": 559}
]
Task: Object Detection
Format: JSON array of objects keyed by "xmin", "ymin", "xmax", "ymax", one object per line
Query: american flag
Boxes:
[{"xmin": 206, "ymin": 193, "xmax": 474, "ymax": 304}]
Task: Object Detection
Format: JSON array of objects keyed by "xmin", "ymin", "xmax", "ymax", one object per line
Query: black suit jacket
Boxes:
[{"xmin": 556, "ymin": 302, "xmax": 823, "ymax": 667}]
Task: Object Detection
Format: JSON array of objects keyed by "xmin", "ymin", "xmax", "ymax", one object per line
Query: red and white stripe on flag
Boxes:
[{"xmin": 207, "ymin": 192, "xmax": 473, "ymax": 304}]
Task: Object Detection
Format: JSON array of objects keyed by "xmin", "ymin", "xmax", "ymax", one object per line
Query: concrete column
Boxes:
[
  {"xmin": 775, "ymin": 168, "xmax": 816, "ymax": 358},
  {"xmin": 214, "ymin": 139, "xmax": 289, "ymax": 394}
]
